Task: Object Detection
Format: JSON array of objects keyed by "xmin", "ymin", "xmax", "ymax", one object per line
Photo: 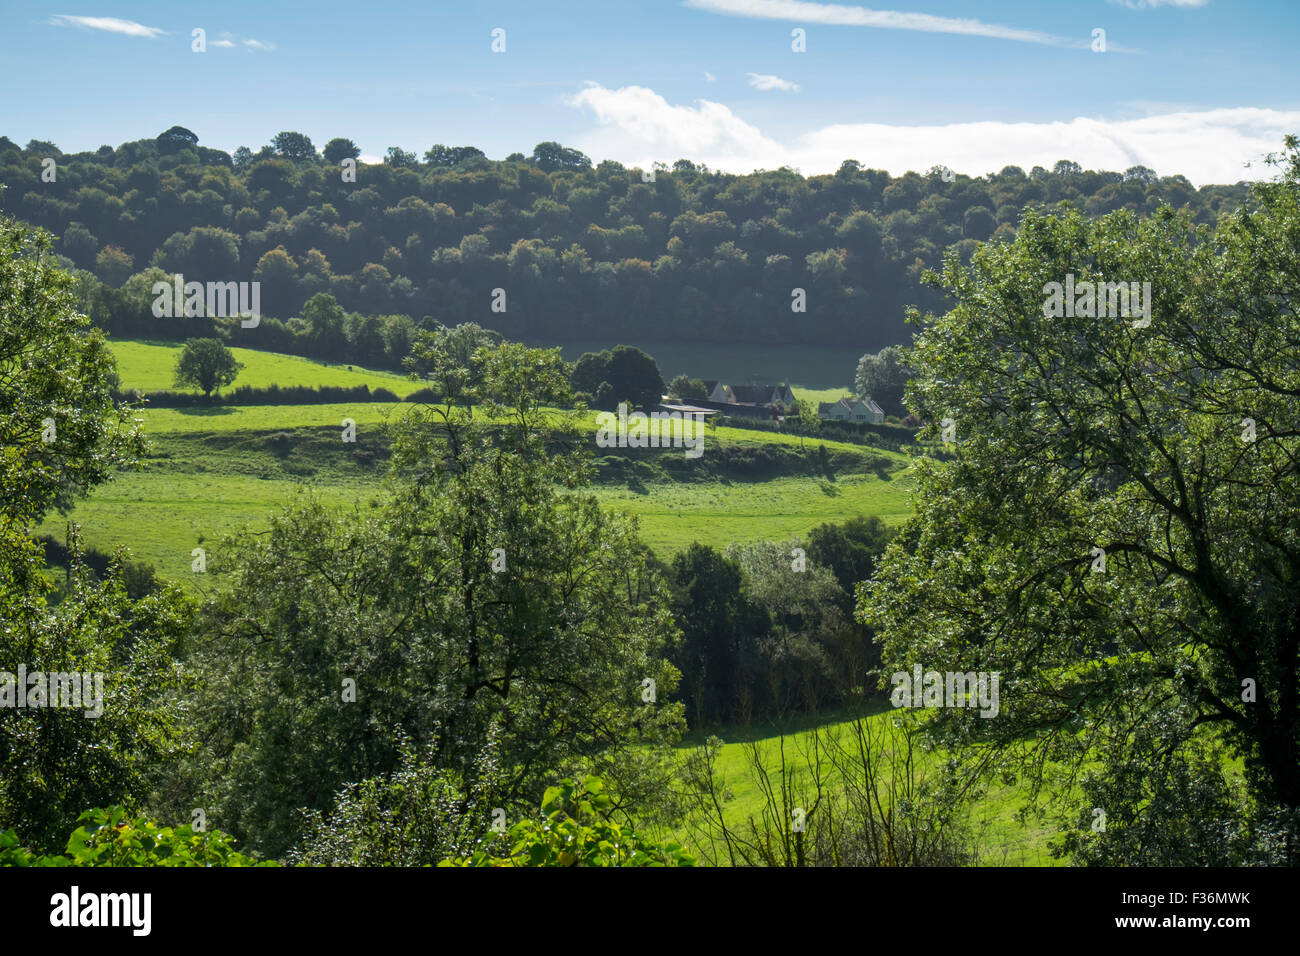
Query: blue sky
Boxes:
[{"xmin": 5, "ymin": 0, "xmax": 1298, "ymax": 184}]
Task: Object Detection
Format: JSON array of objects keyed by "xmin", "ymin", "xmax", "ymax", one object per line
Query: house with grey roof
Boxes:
[{"xmin": 817, "ymin": 396, "xmax": 885, "ymax": 423}]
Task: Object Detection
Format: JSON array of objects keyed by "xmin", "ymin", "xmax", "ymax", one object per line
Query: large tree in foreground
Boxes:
[
  {"xmin": 192, "ymin": 339, "xmax": 684, "ymax": 857},
  {"xmin": 864, "ymin": 137, "xmax": 1300, "ymax": 865},
  {"xmin": 0, "ymin": 216, "xmax": 145, "ymax": 531},
  {"xmin": 0, "ymin": 215, "xmax": 193, "ymax": 852}
]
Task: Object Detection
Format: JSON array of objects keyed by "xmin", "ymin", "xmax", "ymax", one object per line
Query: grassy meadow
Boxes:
[
  {"xmin": 43, "ymin": 338, "xmax": 1071, "ymax": 865},
  {"xmin": 110, "ymin": 339, "xmax": 425, "ymax": 396},
  {"xmin": 668, "ymin": 709, "xmax": 1058, "ymax": 866},
  {"xmin": 42, "ymin": 339, "xmax": 912, "ymax": 586}
]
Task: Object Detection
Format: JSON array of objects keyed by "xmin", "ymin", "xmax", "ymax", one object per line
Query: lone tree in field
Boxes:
[
  {"xmin": 175, "ymin": 337, "xmax": 242, "ymax": 399},
  {"xmin": 864, "ymin": 136, "xmax": 1300, "ymax": 866}
]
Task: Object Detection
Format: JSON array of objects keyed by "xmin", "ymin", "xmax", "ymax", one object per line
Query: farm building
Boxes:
[
  {"xmin": 688, "ymin": 381, "xmax": 797, "ymax": 420},
  {"xmin": 817, "ymin": 396, "xmax": 885, "ymax": 423}
]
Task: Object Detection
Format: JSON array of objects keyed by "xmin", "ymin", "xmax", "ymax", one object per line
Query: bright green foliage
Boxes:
[
  {"xmin": 0, "ymin": 526, "xmax": 197, "ymax": 854},
  {"xmin": 291, "ymin": 740, "xmax": 507, "ymax": 866},
  {"xmin": 0, "ymin": 218, "xmax": 196, "ymax": 853},
  {"xmin": 188, "ymin": 341, "xmax": 685, "ymax": 857},
  {"xmin": 444, "ymin": 776, "xmax": 695, "ymax": 867},
  {"xmin": 0, "ymin": 214, "xmax": 146, "ymax": 530},
  {"xmin": 864, "ymin": 137, "xmax": 1300, "ymax": 864},
  {"xmin": 0, "ymin": 807, "xmax": 273, "ymax": 866}
]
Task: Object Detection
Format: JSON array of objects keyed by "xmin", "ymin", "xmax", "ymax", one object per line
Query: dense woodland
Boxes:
[{"xmin": 0, "ymin": 126, "xmax": 1251, "ymax": 358}]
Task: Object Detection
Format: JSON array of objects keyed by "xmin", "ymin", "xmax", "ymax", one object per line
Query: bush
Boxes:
[
  {"xmin": 0, "ymin": 807, "xmax": 274, "ymax": 867},
  {"xmin": 441, "ymin": 776, "xmax": 695, "ymax": 867},
  {"xmin": 118, "ymin": 383, "xmax": 400, "ymax": 407},
  {"xmin": 290, "ymin": 742, "xmax": 505, "ymax": 867}
]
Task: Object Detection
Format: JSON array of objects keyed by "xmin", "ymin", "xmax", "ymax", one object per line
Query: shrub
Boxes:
[
  {"xmin": 0, "ymin": 807, "xmax": 274, "ymax": 867},
  {"xmin": 442, "ymin": 776, "xmax": 694, "ymax": 867}
]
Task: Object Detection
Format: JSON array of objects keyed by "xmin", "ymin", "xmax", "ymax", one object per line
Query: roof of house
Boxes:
[
  {"xmin": 819, "ymin": 396, "xmax": 885, "ymax": 416},
  {"xmin": 658, "ymin": 403, "xmax": 719, "ymax": 416}
]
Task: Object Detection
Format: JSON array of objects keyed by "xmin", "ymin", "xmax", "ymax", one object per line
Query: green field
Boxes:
[
  {"xmin": 594, "ymin": 472, "xmax": 912, "ymax": 553},
  {"xmin": 669, "ymin": 709, "xmax": 1058, "ymax": 866},
  {"xmin": 135, "ymin": 401, "xmax": 412, "ymax": 434},
  {"xmin": 111, "ymin": 339, "xmax": 863, "ymax": 399},
  {"xmin": 110, "ymin": 339, "xmax": 424, "ymax": 396},
  {"xmin": 792, "ymin": 387, "xmax": 855, "ymax": 407},
  {"xmin": 42, "ymin": 402, "xmax": 915, "ymax": 581},
  {"xmin": 68, "ymin": 339, "xmax": 1062, "ymax": 864},
  {"xmin": 41, "ymin": 340, "xmax": 918, "ymax": 590}
]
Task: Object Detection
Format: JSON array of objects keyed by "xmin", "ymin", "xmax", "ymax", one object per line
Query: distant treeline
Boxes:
[
  {"xmin": 1, "ymin": 126, "xmax": 1251, "ymax": 354},
  {"xmin": 118, "ymin": 382, "xmax": 404, "ymax": 407}
]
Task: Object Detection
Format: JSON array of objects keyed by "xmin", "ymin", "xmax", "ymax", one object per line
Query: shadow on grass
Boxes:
[
  {"xmin": 678, "ymin": 697, "xmax": 895, "ymax": 748},
  {"xmin": 171, "ymin": 404, "xmax": 238, "ymax": 416}
]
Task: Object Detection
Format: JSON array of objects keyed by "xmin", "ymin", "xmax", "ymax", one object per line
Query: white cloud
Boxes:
[
  {"xmin": 47, "ymin": 15, "xmax": 165, "ymax": 38},
  {"xmin": 684, "ymin": 0, "xmax": 1101, "ymax": 49},
  {"xmin": 704, "ymin": 71, "xmax": 717, "ymax": 82},
  {"xmin": 1109, "ymin": 0, "xmax": 1208, "ymax": 8},
  {"xmin": 569, "ymin": 83, "xmax": 781, "ymax": 167},
  {"xmin": 568, "ymin": 84, "xmax": 1298, "ymax": 186},
  {"xmin": 209, "ymin": 33, "xmax": 274, "ymax": 51},
  {"xmin": 746, "ymin": 72, "xmax": 800, "ymax": 92}
]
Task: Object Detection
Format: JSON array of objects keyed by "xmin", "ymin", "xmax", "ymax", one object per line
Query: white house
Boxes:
[{"xmin": 817, "ymin": 396, "xmax": 885, "ymax": 423}]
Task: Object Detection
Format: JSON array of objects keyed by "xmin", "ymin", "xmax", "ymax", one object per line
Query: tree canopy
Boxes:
[
  {"xmin": 0, "ymin": 127, "xmax": 1249, "ymax": 354},
  {"xmin": 863, "ymin": 136, "xmax": 1300, "ymax": 865}
]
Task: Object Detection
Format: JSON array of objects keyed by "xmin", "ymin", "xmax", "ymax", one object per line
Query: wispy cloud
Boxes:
[
  {"xmin": 704, "ymin": 71, "xmax": 717, "ymax": 82},
  {"xmin": 208, "ymin": 32, "xmax": 274, "ymax": 52},
  {"xmin": 1109, "ymin": 0, "xmax": 1208, "ymax": 8},
  {"xmin": 685, "ymin": 0, "xmax": 1116, "ymax": 50},
  {"xmin": 47, "ymin": 15, "xmax": 166, "ymax": 38},
  {"xmin": 746, "ymin": 72, "xmax": 800, "ymax": 92},
  {"xmin": 569, "ymin": 83, "xmax": 1296, "ymax": 186}
]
